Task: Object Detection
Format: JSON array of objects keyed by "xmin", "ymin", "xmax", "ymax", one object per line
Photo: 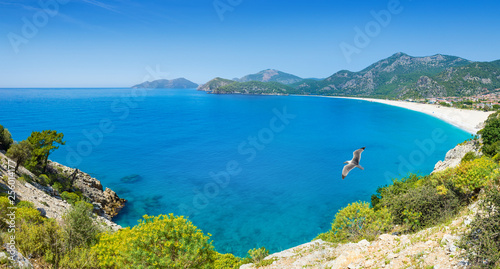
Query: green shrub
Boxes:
[
  {"xmin": 16, "ymin": 206, "xmax": 44, "ymax": 224},
  {"xmin": 460, "ymin": 184, "xmax": 500, "ymax": 267},
  {"xmin": 16, "ymin": 218, "xmax": 64, "ymax": 267},
  {"xmin": 52, "ymin": 181, "xmax": 63, "ymax": 193},
  {"xmin": 93, "ymin": 213, "xmax": 215, "ymax": 268},
  {"xmin": 461, "ymin": 151, "xmax": 477, "ymax": 163},
  {"xmin": 61, "ymin": 191, "xmax": 80, "ymax": 205},
  {"xmin": 16, "ymin": 200, "xmax": 35, "ymax": 209},
  {"xmin": 371, "ymin": 174, "xmax": 422, "ymax": 211},
  {"xmin": 318, "ymin": 201, "xmax": 392, "ymax": 243},
  {"xmin": 59, "ymin": 247, "xmax": 99, "ymax": 269},
  {"xmin": 383, "ymin": 184, "xmax": 461, "ymax": 231},
  {"xmin": 479, "ymin": 111, "xmax": 500, "ymax": 156},
  {"xmin": 242, "ymin": 247, "xmax": 269, "ymax": 264},
  {"xmin": 451, "ymin": 157, "xmax": 498, "ymax": 196},
  {"xmin": 0, "ymin": 196, "xmax": 12, "ymax": 230},
  {"xmin": 38, "ymin": 174, "xmax": 50, "ymax": 185},
  {"xmin": 213, "ymin": 252, "xmax": 242, "ymax": 269},
  {"xmin": 63, "ymin": 201, "xmax": 100, "ymax": 251}
]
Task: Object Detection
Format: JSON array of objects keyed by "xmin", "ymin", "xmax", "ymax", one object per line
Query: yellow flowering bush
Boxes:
[
  {"xmin": 452, "ymin": 157, "xmax": 498, "ymax": 195},
  {"xmin": 93, "ymin": 213, "xmax": 215, "ymax": 268}
]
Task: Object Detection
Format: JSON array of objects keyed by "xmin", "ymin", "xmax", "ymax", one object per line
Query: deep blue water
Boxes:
[{"xmin": 0, "ymin": 88, "xmax": 470, "ymax": 256}]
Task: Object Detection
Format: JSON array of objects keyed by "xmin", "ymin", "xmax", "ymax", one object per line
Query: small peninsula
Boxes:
[{"xmin": 131, "ymin": 78, "xmax": 198, "ymax": 89}]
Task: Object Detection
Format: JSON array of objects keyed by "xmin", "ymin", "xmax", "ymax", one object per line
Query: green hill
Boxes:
[{"xmin": 237, "ymin": 69, "xmax": 303, "ymax": 85}]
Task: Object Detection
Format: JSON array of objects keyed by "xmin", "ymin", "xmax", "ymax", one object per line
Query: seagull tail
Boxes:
[{"xmin": 356, "ymin": 165, "xmax": 364, "ymax": 170}]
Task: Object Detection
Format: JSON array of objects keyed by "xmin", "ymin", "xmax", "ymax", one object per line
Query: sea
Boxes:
[{"xmin": 0, "ymin": 88, "xmax": 471, "ymax": 257}]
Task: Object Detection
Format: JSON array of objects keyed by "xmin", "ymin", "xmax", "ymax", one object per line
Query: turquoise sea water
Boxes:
[{"xmin": 0, "ymin": 88, "xmax": 470, "ymax": 256}]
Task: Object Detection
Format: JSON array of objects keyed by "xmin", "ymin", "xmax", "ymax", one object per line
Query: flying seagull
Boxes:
[{"xmin": 342, "ymin": 147, "xmax": 365, "ymax": 179}]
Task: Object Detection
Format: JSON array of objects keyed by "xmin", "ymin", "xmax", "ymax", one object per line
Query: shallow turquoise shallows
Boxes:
[{"xmin": 0, "ymin": 88, "xmax": 470, "ymax": 256}]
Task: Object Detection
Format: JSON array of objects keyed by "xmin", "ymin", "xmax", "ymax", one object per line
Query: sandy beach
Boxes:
[{"xmin": 325, "ymin": 97, "xmax": 495, "ymax": 134}]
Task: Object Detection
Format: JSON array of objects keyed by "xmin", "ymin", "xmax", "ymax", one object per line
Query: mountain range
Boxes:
[{"xmin": 198, "ymin": 53, "xmax": 500, "ymax": 98}]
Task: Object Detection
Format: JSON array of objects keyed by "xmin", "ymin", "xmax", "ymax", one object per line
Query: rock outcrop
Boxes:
[
  {"xmin": 47, "ymin": 161, "xmax": 126, "ymax": 219},
  {"xmin": 433, "ymin": 139, "xmax": 481, "ymax": 173}
]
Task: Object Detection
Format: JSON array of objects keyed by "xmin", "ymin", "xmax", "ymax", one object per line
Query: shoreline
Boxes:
[{"xmin": 305, "ymin": 95, "xmax": 494, "ymax": 134}]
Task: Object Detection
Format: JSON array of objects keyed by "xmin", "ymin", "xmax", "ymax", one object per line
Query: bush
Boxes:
[
  {"xmin": 318, "ymin": 201, "xmax": 392, "ymax": 243},
  {"xmin": 479, "ymin": 111, "xmax": 500, "ymax": 156},
  {"xmin": 52, "ymin": 182, "xmax": 63, "ymax": 193},
  {"xmin": 93, "ymin": 213, "xmax": 215, "ymax": 268},
  {"xmin": 383, "ymin": 184, "xmax": 461, "ymax": 231},
  {"xmin": 242, "ymin": 247, "xmax": 269, "ymax": 265},
  {"xmin": 371, "ymin": 174, "xmax": 422, "ymax": 211},
  {"xmin": 61, "ymin": 191, "xmax": 80, "ymax": 205},
  {"xmin": 16, "ymin": 200, "xmax": 35, "ymax": 209},
  {"xmin": 461, "ymin": 151, "xmax": 478, "ymax": 163},
  {"xmin": 0, "ymin": 196, "xmax": 12, "ymax": 230},
  {"xmin": 213, "ymin": 252, "xmax": 242, "ymax": 269},
  {"xmin": 39, "ymin": 174, "xmax": 51, "ymax": 185},
  {"xmin": 59, "ymin": 247, "xmax": 99, "ymax": 269},
  {"xmin": 16, "ymin": 206, "xmax": 44, "ymax": 224},
  {"xmin": 460, "ymin": 185, "xmax": 500, "ymax": 267},
  {"xmin": 63, "ymin": 201, "xmax": 100, "ymax": 251},
  {"xmin": 0, "ymin": 125, "xmax": 13, "ymax": 151},
  {"xmin": 16, "ymin": 218, "xmax": 64, "ymax": 267},
  {"xmin": 451, "ymin": 157, "xmax": 498, "ymax": 196}
]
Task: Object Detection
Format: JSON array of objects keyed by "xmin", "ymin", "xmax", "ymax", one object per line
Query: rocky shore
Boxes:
[{"xmin": 0, "ymin": 151, "xmax": 123, "ymax": 231}]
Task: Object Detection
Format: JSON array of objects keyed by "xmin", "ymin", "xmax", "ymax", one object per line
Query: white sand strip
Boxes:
[{"xmin": 325, "ymin": 97, "xmax": 495, "ymax": 134}]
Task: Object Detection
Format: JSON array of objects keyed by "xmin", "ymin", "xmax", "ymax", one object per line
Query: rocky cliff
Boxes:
[{"xmin": 0, "ymin": 152, "xmax": 122, "ymax": 231}]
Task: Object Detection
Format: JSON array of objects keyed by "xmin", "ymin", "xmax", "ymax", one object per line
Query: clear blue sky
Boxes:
[{"xmin": 1, "ymin": 0, "xmax": 500, "ymax": 87}]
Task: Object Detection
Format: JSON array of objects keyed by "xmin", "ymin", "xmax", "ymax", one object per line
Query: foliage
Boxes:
[
  {"xmin": 0, "ymin": 124, "xmax": 13, "ymax": 151},
  {"xmin": 318, "ymin": 201, "xmax": 392, "ymax": 243},
  {"xmin": 93, "ymin": 213, "xmax": 215, "ymax": 268},
  {"xmin": 450, "ymin": 157, "xmax": 498, "ymax": 196},
  {"xmin": 61, "ymin": 191, "xmax": 81, "ymax": 205},
  {"xmin": 479, "ymin": 111, "xmax": 500, "ymax": 156},
  {"xmin": 371, "ymin": 174, "xmax": 422, "ymax": 211},
  {"xmin": 460, "ymin": 184, "xmax": 500, "ymax": 268},
  {"xmin": 0, "ymin": 196, "xmax": 12, "ymax": 230},
  {"xmin": 59, "ymin": 247, "xmax": 100, "ymax": 269},
  {"xmin": 214, "ymin": 81, "xmax": 295, "ymax": 95},
  {"xmin": 242, "ymin": 247, "xmax": 269, "ymax": 265},
  {"xmin": 6, "ymin": 140, "xmax": 32, "ymax": 173},
  {"xmin": 63, "ymin": 201, "xmax": 100, "ymax": 251},
  {"xmin": 213, "ymin": 252, "xmax": 242, "ymax": 269},
  {"xmin": 26, "ymin": 130, "xmax": 65, "ymax": 174},
  {"xmin": 16, "ymin": 206, "xmax": 45, "ymax": 224},
  {"xmin": 461, "ymin": 151, "xmax": 477, "ymax": 163},
  {"xmin": 16, "ymin": 200, "xmax": 35, "ymax": 209},
  {"xmin": 16, "ymin": 218, "xmax": 64, "ymax": 267}
]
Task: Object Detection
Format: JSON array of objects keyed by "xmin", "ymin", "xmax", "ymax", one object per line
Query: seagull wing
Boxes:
[
  {"xmin": 351, "ymin": 147, "xmax": 365, "ymax": 165},
  {"xmin": 342, "ymin": 163, "xmax": 356, "ymax": 180}
]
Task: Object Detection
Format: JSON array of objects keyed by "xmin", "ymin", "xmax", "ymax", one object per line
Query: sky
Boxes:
[{"xmin": 1, "ymin": 0, "xmax": 500, "ymax": 87}]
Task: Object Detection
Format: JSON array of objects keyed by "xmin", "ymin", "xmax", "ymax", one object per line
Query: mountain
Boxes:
[
  {"xmin": 212, "ymin": 81, "xmax": 295, "ymax": 95},
  {"xmin": 197, "ymin": 77, "xmax": 236, "ymax": 92},
  {"xmin": 132, "ymin": 78, "xmax": 198, "ymax": 89},
  {"xmin": 298, "ymin": 52, "xmax": 474, "ymax": 97},
  {"xmin": 237, "ymin": 69, "xmax": 303, "ymax": 85}
]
